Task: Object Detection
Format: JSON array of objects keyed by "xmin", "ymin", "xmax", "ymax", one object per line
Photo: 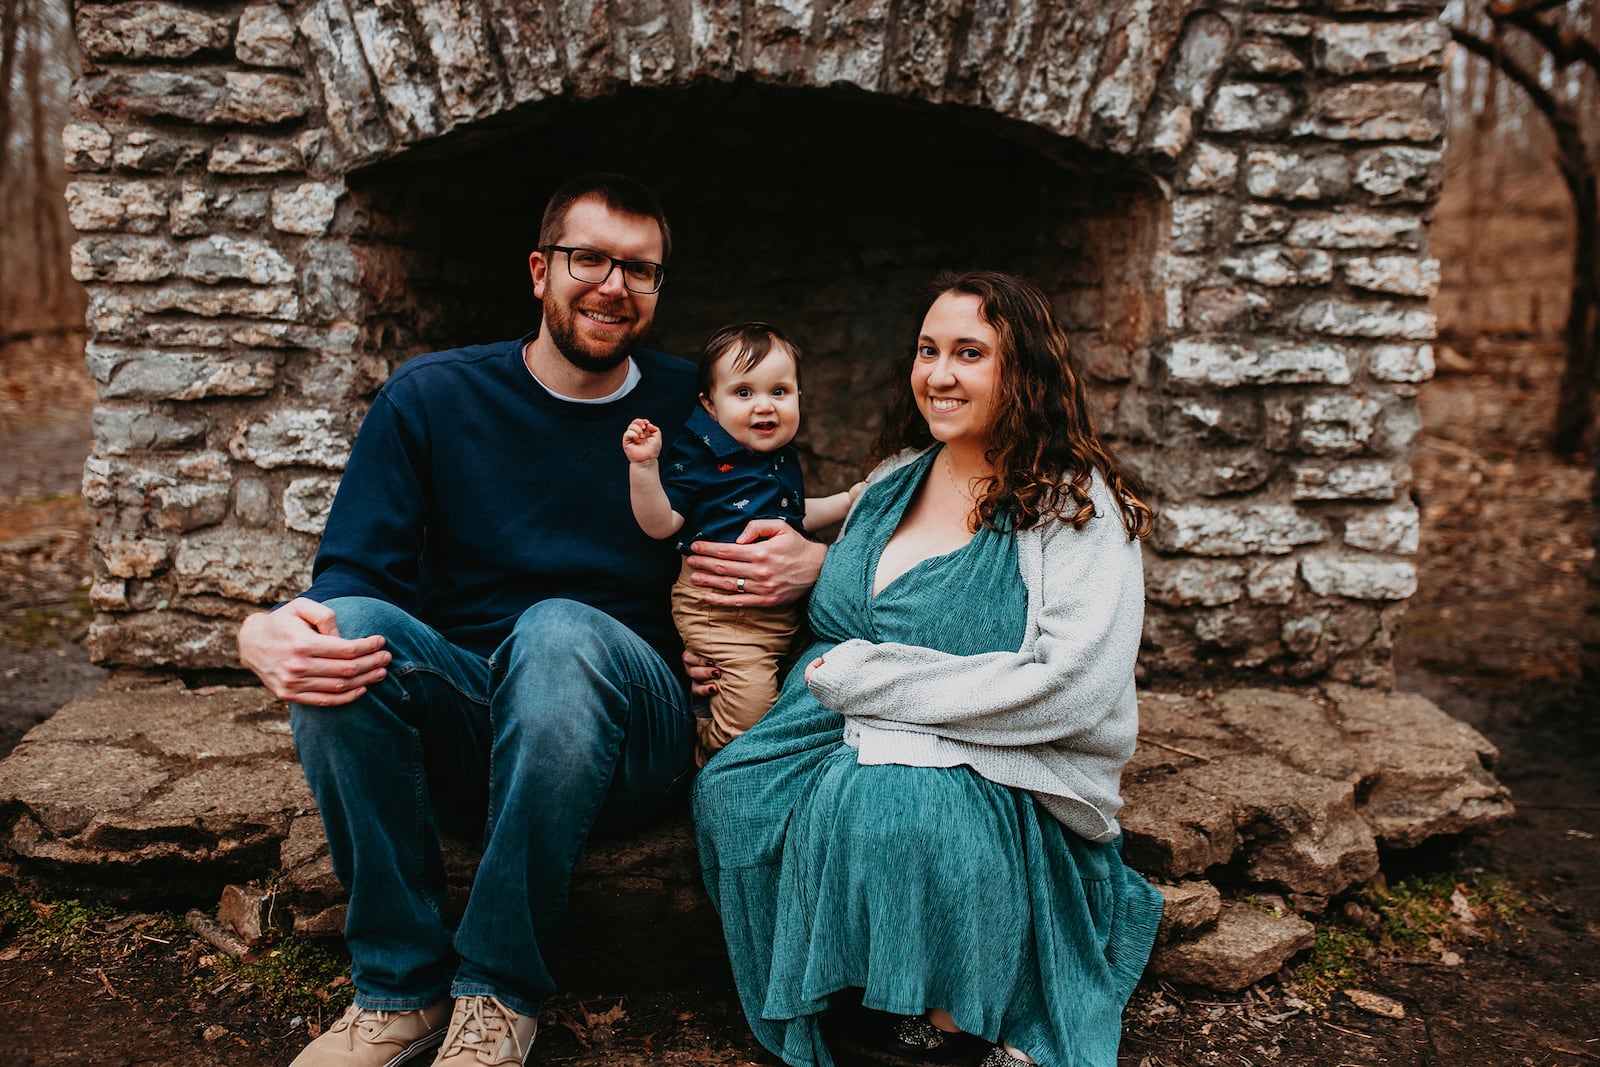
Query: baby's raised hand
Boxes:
[{"xmin": 622, "ymin": 418, "xmax": 663, "ymax": 463}]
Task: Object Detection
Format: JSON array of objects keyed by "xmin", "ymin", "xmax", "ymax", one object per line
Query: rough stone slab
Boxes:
[
  {"xmin": 66, "ymin": 180, "xmax": 170, "ymax": 234},
  {"xmin": 1146, "ymin": 558, "xmax": 1249, "ymax": 608},
  {"xmin": 228, "ymin": 409, "xmax": 354, "ymax": 470},
  {"xmin": 93, "ymin": 406, "xmax": 209, "ymax": 456},
  {"xmin": 86, "ymin": 612, "xmax": 242, "ymax": 671},
  {"xmin": 1344, "ymin": 255, "xmax": 1440, "ymax": 297},
  {"xmin": 1206, "ymin": 83, "xmax": 1297, "ymax": 134},
  {"xmin": 1245, "ymin": 149, "xmax": 1350, "ymax": 201},
  {"xmin": 236, "ymin": 4, "xmax": 300, "ymax": 67},
  {"xmin": 1344, "ymin": 502, "xmax": 1420, "ymax": 554},
  {"xmin": 71, "ymin": 236, "xmax": 179, "ymax": 284},
  {"xmin": 1165, "ymin": 340, "xmax": 1352, "ymax": 387},
  {"xmin": 174, "ymin": 530, "xmax": 315, "ymax": 601},
  {"xmin": 1121, "ymin": 775, "xmax": 1241, "ymax": 877},
  {"xmin": 79, "ymin": 2, "xmax": 233, "ymax": 61},
  {"xmin": 1235, "ymin": 36, "xmax": 1305, "ymax": 76},
  {"xmin": 87, "ymin": 283, "xmax": 300, "ymax": 327},
  {"xmin": 207, "ymin": 135, "xmax": 305, "ymax": 175},
  {"xmin": 1186, "ymin": 754, "xmax": 1380, "ymax": 896},
  {"xmin": 1155, "ymin": 880, "xmax": 1223, "ymax": 943},
  {"xmin": 1151, "ymin": 903, "xmax": 1315, "ymax": 990},
  {"xmin": 1301, "ymin": 555, "xmax": 1417, "ymax": 600},
  {"xmin": 1326, "ymin": 684, "xmax": 1513, "ymax": 847},
  {"xmin": 1152, "ymin": 503, "xmax": 1329, "ymax": 556},
  {"xmin": 1221, "ymin": 246, "xmax": 1333, "ymax": 287},
  {"xmin": 1292, "ymin": 461, "xmax": 1404, "ymax": 501},
  {"xmin": 1354, "ymin": 146, "xmax": 1442, "ymax": 202},
  {"xmin": 1140, "ymin": 12, "xmax": 1234, "ymax": 157},
  {"xmin": 63, "ymin": 122, "xmax": 114, "ymax": 171},
  {"xmin": 85, "ymin": 343, "xmax": 280, "ymax": 402},
  {"xmin": 0, "ymin": 744, "xmax": 169, "ymax": 837},
  {"xmin": 1295, "ymin": 82, "xmax": 1443, "ymax": 143},
  {"xmin": 299, "ymin": 0, "xmax": 395, "ymax": 160},
  {"xmin": 78, "ymin": 70, "xmax": 311, "ymax": 126},
  {"xmin": 271, "ymin": 182, "xmax": 343, "ymax": 235},
  {"xmin": 283, "ymin": 476, "xmax": 340, "ymax": 535},
  {"xmin": 1284, "ymin": 210, "xmax": 1426, "ymax": 250},
  {"xmin": 1313, "ymin": 19, "xmax": 1445, "ymax": 75}
]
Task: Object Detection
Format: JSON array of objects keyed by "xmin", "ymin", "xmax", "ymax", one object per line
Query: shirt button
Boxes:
[{"xmin": 781, "ymin": 498, "xmax": 790, "ymax": 507}]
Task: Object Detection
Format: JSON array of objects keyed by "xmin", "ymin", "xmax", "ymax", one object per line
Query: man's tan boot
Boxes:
[
  {"xmin": 431, "ymin": 995, "xmax": 538, "ymax": 1066},
  {"xmin": 290, "ymin": 999, "xmax": 451, "ymax": 1067}
]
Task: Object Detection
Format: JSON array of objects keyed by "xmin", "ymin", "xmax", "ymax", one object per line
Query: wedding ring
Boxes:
[{"xmin": 736, "ymin": 577, "xmax": 746, "ymax": 593}]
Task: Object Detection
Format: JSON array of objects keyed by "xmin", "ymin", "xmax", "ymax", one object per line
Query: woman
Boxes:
[{"xmin": 692, "ymin": 271, "xmax": 1162, "ymax": 1067}]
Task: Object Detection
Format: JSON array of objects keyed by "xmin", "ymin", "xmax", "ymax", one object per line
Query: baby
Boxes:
[{"xmin": 623, "ymin": 322, "xmax": 861, "ymax": 763}]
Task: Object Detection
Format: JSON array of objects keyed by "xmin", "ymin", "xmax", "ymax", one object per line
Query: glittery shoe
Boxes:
[
  {"xmin": 824, "ymin": 1006, "xmax": 990, "ymax": 1066},
  {"xmin": 977, "ymin": 1047, "xmax": 1033, "ymax": 1067}
]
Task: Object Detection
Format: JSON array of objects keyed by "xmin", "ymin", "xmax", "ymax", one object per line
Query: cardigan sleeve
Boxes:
[{"xmin": 804, "ymin": 477, "xmax": 1144, "ymax": 753}]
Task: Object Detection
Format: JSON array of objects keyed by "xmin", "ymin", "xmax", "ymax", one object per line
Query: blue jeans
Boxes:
[{"xmin": 289, "ymin": 596, "xmax": 694, "ymax": 1017}]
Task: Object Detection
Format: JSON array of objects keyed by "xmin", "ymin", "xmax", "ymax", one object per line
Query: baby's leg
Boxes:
[
  {"xmin": 692, "ymin": 611, "xmax": 800, "ymax": 760},
  {"xmin": 670, "ymin": 567, "xmax": 800, "ymax": 761}
]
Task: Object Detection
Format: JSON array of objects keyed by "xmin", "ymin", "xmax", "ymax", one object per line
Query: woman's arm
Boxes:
[{"xmin": 804, "ymin": 479, "xmax": 1144, "ymax": 751}]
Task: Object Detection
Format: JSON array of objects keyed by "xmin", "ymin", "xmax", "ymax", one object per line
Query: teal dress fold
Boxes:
[{"xmin": 693, "ymin": 450, "xmax": 1162, "ymax": 1067}]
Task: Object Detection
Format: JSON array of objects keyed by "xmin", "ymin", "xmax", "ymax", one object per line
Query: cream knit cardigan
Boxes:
[{"xmin": 805, "ymin": 448, "xmax": 1145, "ymax": 844}]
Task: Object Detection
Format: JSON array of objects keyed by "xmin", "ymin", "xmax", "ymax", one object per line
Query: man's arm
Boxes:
[
  {"xmin": 685, "ymin": 518, "xmax": 827, "ymax": 607},
  {"xmin": 238, "ymin": 597, "xmax": 391, "ymax": 706}
]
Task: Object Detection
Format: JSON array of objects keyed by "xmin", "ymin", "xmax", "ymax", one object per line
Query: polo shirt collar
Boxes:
[{"xmin": 686, "ymin": 406, "xmax": 751, "ymax": 459}]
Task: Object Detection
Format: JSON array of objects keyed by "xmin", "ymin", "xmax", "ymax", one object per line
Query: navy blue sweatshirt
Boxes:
[{"xmin": 303, "ymin": 336, "xmax": 699, "ymax": 660}]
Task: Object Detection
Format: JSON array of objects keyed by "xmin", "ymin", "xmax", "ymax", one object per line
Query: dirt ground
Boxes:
[{"xmin": 0, "ymin": 344, "xmax": 1596, "ymax": 1066}]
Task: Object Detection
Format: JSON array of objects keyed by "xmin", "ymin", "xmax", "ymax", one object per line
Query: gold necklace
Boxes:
[{"xmin": 941, "ymin": 449, "xmax": 978, "ymax": 501}]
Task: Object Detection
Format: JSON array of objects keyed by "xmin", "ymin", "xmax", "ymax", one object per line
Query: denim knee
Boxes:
[{"xmin": 325, "ymin": 595, "xmax": 410, "ymax": 642}]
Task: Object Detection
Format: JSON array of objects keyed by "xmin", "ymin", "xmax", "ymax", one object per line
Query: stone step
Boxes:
[{"xmin": 0, "ymin": 675, "xmax": 1515, "ymax": 992}]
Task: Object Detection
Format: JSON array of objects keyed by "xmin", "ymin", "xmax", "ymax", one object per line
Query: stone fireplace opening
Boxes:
[{"xmin": 343, "ymin": 82, "xmax": 1165, "ymax": 490}]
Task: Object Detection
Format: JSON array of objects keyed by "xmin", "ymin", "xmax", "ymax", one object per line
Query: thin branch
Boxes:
[{"xmin": 1498, "ymin": 6, "xmax": 1600, "ymax": 74}]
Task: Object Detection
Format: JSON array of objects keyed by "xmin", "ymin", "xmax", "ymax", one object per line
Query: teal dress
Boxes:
[{"xmin": 693, "ymin": 450, "xmax": 1161, "ymax": 1067}]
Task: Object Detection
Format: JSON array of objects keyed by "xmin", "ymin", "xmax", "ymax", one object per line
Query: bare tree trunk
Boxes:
[
  {"xmin": 0, "ymin": 0, "xmax": 23, "ymax": 336},
  {"xmin": 1452, "ymin": 23, "xmax": 1600, "ymax": 453}
]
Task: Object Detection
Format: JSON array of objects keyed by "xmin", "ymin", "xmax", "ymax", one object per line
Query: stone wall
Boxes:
[{"xmin": 69, "ymin": 0, "xmax": 1447, "ymax": 684}]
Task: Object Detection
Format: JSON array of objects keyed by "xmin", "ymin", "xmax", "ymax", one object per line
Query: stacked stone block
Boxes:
[{"xmin": 68, "ymin": 0, "xmax": 1447, "ymax": 686}]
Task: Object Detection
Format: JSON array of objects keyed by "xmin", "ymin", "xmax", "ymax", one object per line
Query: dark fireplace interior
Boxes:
[{"xmin": 346, "ymin": 82, "xmax": 1164, "ymax": 489}]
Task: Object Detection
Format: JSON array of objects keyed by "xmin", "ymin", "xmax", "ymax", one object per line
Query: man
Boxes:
[{"xmin": 239, "ymin": 173, "xmax": 826, "ymax": 1067}]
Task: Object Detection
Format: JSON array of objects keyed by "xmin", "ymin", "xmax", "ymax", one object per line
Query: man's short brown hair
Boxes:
[{"xmin": 537, "ymin": 173, "xmax": 672, "ymax": 262}]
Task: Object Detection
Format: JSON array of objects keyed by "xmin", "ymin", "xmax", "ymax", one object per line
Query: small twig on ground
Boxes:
[
  {"xmin": 1544, "ymin": 1042, "xmax": 1600, "ymax": 1061},
  {"xmin": 96, "ymin": 968, "xmax": 119, "ymax": 998},
  {"xmin": 1137, "ymin": 735, "xmax": 1214, "ymax": 763},
  {"xmin": 1318, "ymin": 1020, "xmax": 1378, "ymax": 1040}
]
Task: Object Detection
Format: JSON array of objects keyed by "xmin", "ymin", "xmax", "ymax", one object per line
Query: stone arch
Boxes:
[{"xmin": 297, "ymin": 0, "xmax": 1223, "ymax": 176}]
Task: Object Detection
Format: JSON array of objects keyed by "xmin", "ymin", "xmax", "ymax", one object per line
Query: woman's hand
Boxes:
[
  {"xmin": 687, "ymin": 519, "xmax": 827, "ymax": 606},
  {"xmin": 683, "ymin": 647, "xmax": 720, "ymax": 698},
  {"xmin": 804, "ymin": 657, "xmax": 824, "ymax": 684}
]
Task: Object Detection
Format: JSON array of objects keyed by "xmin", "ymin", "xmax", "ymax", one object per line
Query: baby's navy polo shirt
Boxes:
[{"xmin": 661, "ymin": 406, "xmax": 807, "ymax": 551}]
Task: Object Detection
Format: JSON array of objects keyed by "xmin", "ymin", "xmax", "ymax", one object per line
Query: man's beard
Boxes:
[{"xmin": 542, "ymin": 294, "xmax": 644, "ymax": 374}]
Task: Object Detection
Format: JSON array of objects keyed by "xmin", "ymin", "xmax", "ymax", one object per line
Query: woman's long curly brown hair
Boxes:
[{"xmin": 873, "ymin": 270, "xmax": 1154, "ymax": 540}]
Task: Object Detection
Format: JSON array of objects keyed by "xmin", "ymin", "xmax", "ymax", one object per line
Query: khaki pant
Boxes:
[{"xmin": 671, "ymin": 559, "xmax": 802, "ymax": 764}]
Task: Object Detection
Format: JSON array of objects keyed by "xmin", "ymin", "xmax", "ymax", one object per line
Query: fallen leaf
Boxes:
[{"xmin": 1345, "ymin": 989, "xmax": 1405, "ymax": 1018}]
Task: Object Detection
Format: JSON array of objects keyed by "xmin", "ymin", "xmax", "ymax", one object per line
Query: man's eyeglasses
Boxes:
[{"xmin": 544, "ymin": 246, "xmax": 665, "ymax": 294}]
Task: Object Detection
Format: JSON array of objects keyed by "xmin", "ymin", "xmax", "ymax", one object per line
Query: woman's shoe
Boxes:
[
  {"xmin": 977, "ymin": 1047, "xmax": 1032, "ymax": 1067},
  {"xmin": 824, "ymin": 1005, "xmax": 990, "ymax": 1066}
]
